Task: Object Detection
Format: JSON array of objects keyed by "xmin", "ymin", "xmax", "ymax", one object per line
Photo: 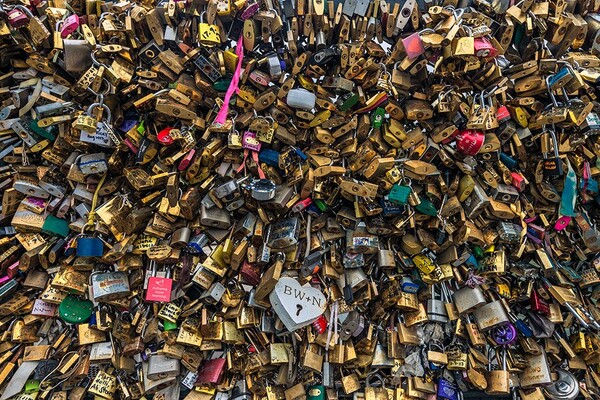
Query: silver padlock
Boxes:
[
  {"xmin": 490, "ymin": 184, "xmax": 519, "ymax": 204},
  {"xmin": 170, "ymin": 227, "xmax": 192, "ymax": 248},
  {"xmin": 200, "ymin": 203, "xmax": 232, "ymax": 229},
  {"xmin": 72, "ymin": 183, "xmax": 94, "ymax": 204},
  {"xmin": 91, "ymin": 271, "xmax": 131, "ymax": 302},
  {"xmin": 147, "ymin": 354, "xmax": 180, "ymax": 380},
  {"xmin": 62, "ymin": 39, "xmax": 93, "ymax": 72},
  {"xmin": 34, "ymin": 101, "xmax": 74, "ymax": 118},
  {"xmin": 230, "ymin": 379, "xmax": 252, "ymax": 400},
  {"xmin": 13, "ymin": 176, "xmax": 50, "ymax": 199},
  {"xmin": 265, "ymin": 184, "xmax": 295, "ymax": 210},
  {"xmin": 452, "ymin": 285, "xmax": 487, "ymax": 314},
  {"xmin": 427, "ymin": 284, "xmax": 449, "ymax": 323},
  {"xmin": 266, "ymin": 217, "xmax": 300, "ymax": 250},
  {"xmin": 462, "ymin": 183, "xmax": 490, "ymax": 218},
  {"xmin": 377, "ymin": 240, "xmax": 396, "ymax": 269},
  {"xmin": 286, "ymin": 88, "xmax": 316, "ymax": 110},
  {"xmin": 213, "ymin": 176, "xmax": 249, "ymax": 199},
  {"xmin": 472, "ymin": 300, "xmax": 510, "ymax": 331},
  {"xmin": 246, "ymin": 179, "xmax": 277, "ymax": 201},
  {"xmin": 339, "ymin": 310, "xmax": 366, "ymax": 341},
  {"xmin": 336, "ymin": 268, "xmax": 368, "ymax": 294},
  {"xmin": 11, "ymin": 120, "xmax": 38, "ymax": 148},
  {"xmin": 199, "ymin": 282, "xmax": 226, "ymax": 305}
]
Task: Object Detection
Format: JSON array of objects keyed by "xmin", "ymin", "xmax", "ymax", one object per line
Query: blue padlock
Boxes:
[
  {"xmin": 258, "ymin": 148, "xmax": 280, "ymax": 168},
  {"xmin": 437, "ymin": 378, "xmax": 460, "ymax": 400},
  {"xmin": 76, "ymin": 236, "xmax": 104, "ymax": 257}
]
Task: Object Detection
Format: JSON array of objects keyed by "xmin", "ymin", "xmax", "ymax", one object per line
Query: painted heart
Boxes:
[{"xmin": 269, "ymin": 277, "xmax": 327, "ymax": 332}]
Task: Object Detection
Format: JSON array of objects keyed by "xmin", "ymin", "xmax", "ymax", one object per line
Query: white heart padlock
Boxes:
[{"xmin": 269, "ymin": 277, "xmax": 327, "ymax": 332}]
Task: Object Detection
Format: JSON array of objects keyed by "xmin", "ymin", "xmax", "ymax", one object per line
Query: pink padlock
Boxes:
[
  {"xmin": 7, "ymin": 8, "xmax": 30, "ymax": 28},
  {"xmin": 402, "ymin": 32, "xmax": 425, "ymax": 60},
  {"xmin": 242, "ymin": 131, "xmax": 261, "ymax": 152},
  {"xmin": 60, "ymin": 14, "xmax": 80, "ymax": 38},
  {"xmin": 474, "ymin": 37, "xmax": 498, "ymax": 58}
]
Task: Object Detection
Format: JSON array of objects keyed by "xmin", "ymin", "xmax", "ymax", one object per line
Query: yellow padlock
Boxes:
[{"xmin": 198, "ymin": 11, "xmax": 221, "ymax": 46}]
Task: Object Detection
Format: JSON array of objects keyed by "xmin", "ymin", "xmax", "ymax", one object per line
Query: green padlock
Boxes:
[
  {"xmin": 313, "ymin": 199, "xmax": 329, "ymax": 212},
  {"xmin": 163, "ymin": 320, "xmax": 178, "ymax": 331},
  {"xmin": 371, "ymin": 107, "xmax": 386, "ymax": 129},
  {"xmin": 214, "ymin": 77, "xmax": 232, "ymax": 92},
  {"xmin": 58, "ymin": 295, "xmax": 94, "ymax": 324},
  {"xmin": 307, "ymin": 385, "xmax": 325, "ymax": 400},
  {"xmin": 338, "ymin": 93, "xmax": 359, "ymax": 112},
  {"xmin": 389, "ymin": 181, "xmax": 412, "ymax": 205},
  {"xmin": 415, "ymin": 197, "xmax": 437, "ymax": 216},
  {"xmin": 24, "ymin": 379, "xmax": 40, "ymax": 393}
]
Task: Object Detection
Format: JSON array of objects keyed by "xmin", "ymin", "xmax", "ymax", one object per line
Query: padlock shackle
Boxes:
[
  {"xmin": 87, "ymin": 102, "xmax": 112, "ymax": 122},
  {"xmin": 9, "ymin": 4, "xmax": 34, "ymax": 18},
  {"xmin": 545, "ymin": 76, "xmax": 560, "ymax": 107}
]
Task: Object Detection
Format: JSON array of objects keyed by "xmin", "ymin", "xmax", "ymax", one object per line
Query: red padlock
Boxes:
[
  {"xmin": 511, "ymin": 172, "xmax": 526, "ymax": 191},
  {"xmin": 496, "ymin": 105, "xmax": 511, "ymax": 123},
  {"xmin": 60, "ymin": 14, "xmax": 80, "ymax": 38},
  {"xmin": 474, "ymin": 37, "xmax": 498, "ymax": 58},
  {"xmin": 157, "ymin": 127, "xmax": 176, "ymax": 145},
  {"xmin": 312, "ymin": 315, "xmax": 327, "ymax": 334},
  {"xmin": 292, "ymin": 197, "xmax": 312, "ymax": 213},
  {"xmin": 239, "ymin": 261, "xmax": 261, "ymax": 286},
  {"xmin": 456, "ymin": 129, "xmax": 485, "ymax": 155},
  {"xmin": 530, "ymin": 289, "xmax": 550, "ymax": 315}
]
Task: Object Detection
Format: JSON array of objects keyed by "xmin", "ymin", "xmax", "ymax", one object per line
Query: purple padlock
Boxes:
[
  {"xmin": 491, "ymin": 322, "xmax": 518, "ymax": 345},
  {"xmin": 60, "ymin": 14, "xmax": 80, "ymax": 38},
  {"xmin": 7, "ymin": 8, "xmax": 30, "ymax": 28},
  {"xmin": 437, "ymin": 378, "xmax": 460, "ymax": 400}
]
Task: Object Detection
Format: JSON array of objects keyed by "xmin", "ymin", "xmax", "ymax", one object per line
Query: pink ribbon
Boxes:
[
  {"xmin": 236, "ymin": 149, "xmax": 266, "ymax": 179},
  {"xmin": 214, "ymin": 34, "xmax": 244, "ymax": 125}
]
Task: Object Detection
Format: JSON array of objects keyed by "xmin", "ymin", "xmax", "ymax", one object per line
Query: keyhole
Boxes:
[{"xmin": 296, "ymin": 304, "xmax": 303, "ymax": 316}]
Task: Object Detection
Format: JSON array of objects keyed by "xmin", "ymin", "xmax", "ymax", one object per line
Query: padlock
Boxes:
[
  {"xmin": 427, "ymin": 284, "xmax": 449, "ymax": 323},
  {"xmin": 147, "ymin": 354, "xmax": 180, "ymax": 380},
  {"xmin": 472, "ymin": 299, "xmax": 510, "ymax": 331},
  {"xmin": 452, "ymin": 286, "xmax": 487, "ymax": 314},
  {"xmin": 90, "ymin": 271, "xmax": 130, "ymax": 301},
  {"xmin": 198, "ymin": 11, "xmax": 221, "ymax": 45},
  {"xmin": 145, "ymin": 262, "xmax": 173, "ymax": 303},
  {"xmin": 60, "ymin": 14, "xmax": 80, "ymax": 38},
  {"xmin": 541, "ymin": 129, "xmax": 563, "ymax": 177},
  {"xmin": 287, "ymin": 88, "xmax": 317, "ymax": 110},
  {"xmin": 7, "ymin": 6, "xmax": 30, "ymax": 28},
  {"xmin": 76, "ymin": 234, "xmax": 104, "ymax": 257},
  {"xmin": 485, "ymin": 347, "xmax": 510, "ymax": 395}
]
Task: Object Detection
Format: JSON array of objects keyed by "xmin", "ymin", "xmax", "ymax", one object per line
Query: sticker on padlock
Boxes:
[{"xmin": 145, "ymin": 262, "xmax": 173, "ymax": 303}]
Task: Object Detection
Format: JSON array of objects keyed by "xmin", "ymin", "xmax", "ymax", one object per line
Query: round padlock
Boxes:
[
  {"xmin": 58, "ymin": 295, "xmax": 93, "ymax": 324},
  {"xmin": 543, "ymin": 370, "xmax": 580, "ymax": 400},
  {"xmin": 490, "ymin": 322, "xmax": 518, "ymax": 345},
  {"xmin": 456, "ymin": 130, "xmax": 485, "ymax": 155},
  {"xmin": 157, "ymin": 127, "xmax": 176, "ymax": 145}
]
